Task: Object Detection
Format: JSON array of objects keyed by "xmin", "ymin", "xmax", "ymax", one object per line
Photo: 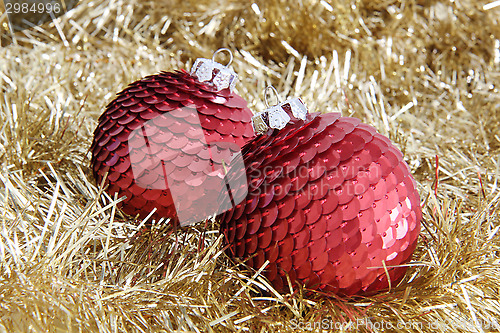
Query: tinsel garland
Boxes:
[{"xmin": 0, "ymin": 0, "xmax": 500, "ymax": 332}]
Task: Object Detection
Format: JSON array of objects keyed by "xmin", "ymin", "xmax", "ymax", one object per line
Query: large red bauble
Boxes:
[
  {"xmin": 219, "ymin": 112, "xmax": 421, "ymax": 296},
  {"xmin": 90, "ymin": 69, "xmax": 255, "ymax": 225}
]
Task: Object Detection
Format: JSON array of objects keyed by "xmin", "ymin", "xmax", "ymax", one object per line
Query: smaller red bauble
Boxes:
[
  {"xmin": 219, "ymin": 101, "xmax": 421, "ymax": 296},
  {"xmin": 91, "ymin": 52, "xmax": 255, "ymax": 226}
]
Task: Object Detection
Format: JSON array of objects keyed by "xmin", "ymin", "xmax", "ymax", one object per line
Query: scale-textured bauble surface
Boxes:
[
  {"xmin": 90, "ymin": 70, "xmax": 254, "ymax": 225},
  {"xmin": 219, "ymin": 113, "xmax": 421, "ymax": 296}
]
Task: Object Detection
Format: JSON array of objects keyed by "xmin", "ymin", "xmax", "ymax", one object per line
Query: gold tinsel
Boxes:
[{"xmin": 1, "ymin": 0, "xmax": 500, "ymax": 332}]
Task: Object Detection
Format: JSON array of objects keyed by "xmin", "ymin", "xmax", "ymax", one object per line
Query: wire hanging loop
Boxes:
[
  {"xmin": 212, "ymin": 48, "xmax": 233, "ymax": 67},
  {"xmin": 264, "ymin": 85, "xmax": 281, "ymax": 108}
]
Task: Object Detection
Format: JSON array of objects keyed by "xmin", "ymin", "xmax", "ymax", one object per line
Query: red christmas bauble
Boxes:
[
  {"xmin": 90, "ymin": 62, "xmax": 255, "ymax": 225},
  {"xmin": 219, "ymin": 111, "xmax": 421, "ymax": 296}
]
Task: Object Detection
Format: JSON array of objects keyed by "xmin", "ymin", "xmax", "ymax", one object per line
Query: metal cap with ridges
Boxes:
[
  {"xmin": 252, "ymin": 87, "xmax": 309, "ymax": 135},
  {"xmin": 190, "ymin": 48, "xmax": 237, "ymax": 92}
]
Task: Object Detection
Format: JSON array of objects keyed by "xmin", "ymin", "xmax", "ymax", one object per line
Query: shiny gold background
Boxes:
[{"xmin": 0, "ymin": 0, "xmax": 500, "ymax": 331}]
